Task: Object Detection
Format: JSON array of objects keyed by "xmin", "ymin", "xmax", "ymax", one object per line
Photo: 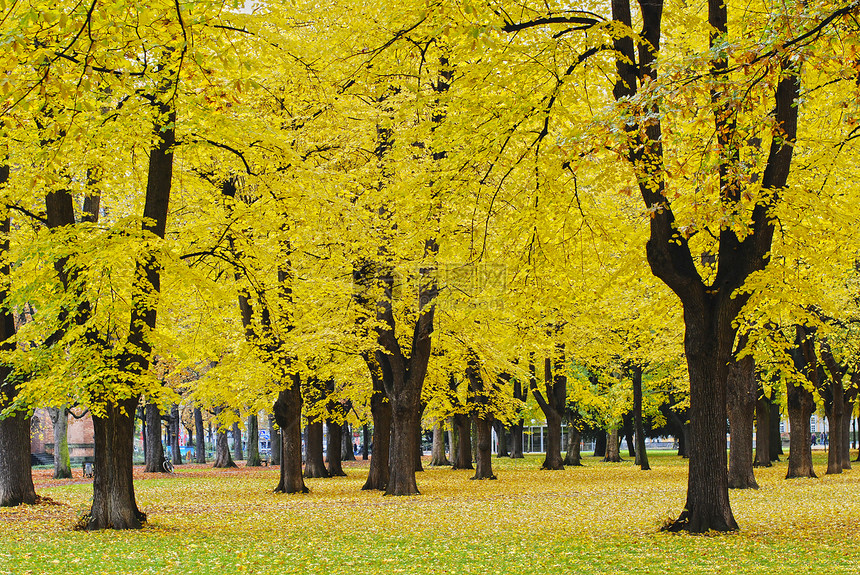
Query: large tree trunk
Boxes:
[
  {"xmin": 451, "ymin": 413, "xmax": 473, "ymax": 470},
  {"xmin": 362, "ymin": 367, "xmax": 390, "ymax": 490},
  {"xmin": 231, "ymin": 420, "xmax": 244, "ymax": 462},
  {"xmin": 604, "ymin": 429, "xmax": 622, "ymax": 462},
  {"xmin": 786, "ymin": 326, "xmax": 817, "ymax": 479},
  {"xmin": 430, "ymin": 420, "xmax": 450, "ymax": 466},
  {"xmin": 0, "ymin": 410, "xmax": 37, "ymax": 507},
  {"xmin": 48, "ymin": 407, "xmax": 72, "ymax": 479},
  {"xmin": 246, "ymin": 414, "xmax": 261, "ymax": 467},
  {"xmin": 631, "ymin": 364, "xmax": 650, "ymax": 471},
  {"xmin": 194, "ymin": 407, "xmax": 206, "ymax": 464},
  {"xmin": 87, "ymin": 397, "xmax": 145, "ymax": 530},
  {"xmin": 326, "ymin": 420, "xmax": 346, "ymax": 476},
  {"xmin": 143, "ymin": 403, "xmax": 166, "ymax": 473},
  {"xmin": 472, "ymin": 415, "xmax": 496, "ymax": 480},
  {"xmin": 564, "ymin": 420, "xmax": 583, "ymax": 466},
  {"xmin": 213, "ymin": 427, "xmax": 236, "ymax": 468},
  {"xmin": 753, "ymin": 393, "xmax": 771, "ymax": 467},
  {"xmin": 727, "ymin": 353, "xmax": 758, "ymax": 489},
  {"xmin": 304, "ymin": 421, "xmax": 329, "ymax": 478},
  {"xmin": 273, "ymin": 379, "xmax": 307, "ymax": 493},
  {"xmin": 342, "ymin": 423, "xmax": 356, "ymax": 462}
]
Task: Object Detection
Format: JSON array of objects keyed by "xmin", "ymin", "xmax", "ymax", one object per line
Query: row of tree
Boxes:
[{"xmin": 1, "ymin": 0, "xmax": 859, "ymax": 533}]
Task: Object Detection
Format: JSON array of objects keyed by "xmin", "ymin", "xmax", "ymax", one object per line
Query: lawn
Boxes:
[{"xmin": 2, "ymin": 452, "xmax": 859, "ymax": 574}]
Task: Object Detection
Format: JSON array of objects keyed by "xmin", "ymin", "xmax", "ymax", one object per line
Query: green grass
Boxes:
[{"xmin": 2, "ymin": 452, "xmax": 859, "ymax": 574}]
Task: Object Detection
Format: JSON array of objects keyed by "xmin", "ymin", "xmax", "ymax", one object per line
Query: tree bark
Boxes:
[
  {"xmin": 430, "ymin": 420, "xmax": 450, "ymax": 466},
  {"xmin": 727, "ymin": 352, "xmax": 758, "ymax": 488},
  {"xmin": 273, "ymin": 379, "xmax": 307, "ymax": 493},
  {"xmin": 631, "ymin": 364, "xmax": 650, "ymax": 470},
  {"xmin": 451, "ymin": 413, "xmax": 473, "ymax": 470},
  {"xmin": 304, "ymin": 421, "xmax": 329, "ymax": 478},
  {"xmin": 604, "ymin": 429, "xmax": 622, "ymax": 462},
  {"xmin": 840, "ymin": 396, "xmax": 854, "ymax": 470},
  {"xmin": 564, "ymin": 419, "xmax": 583, "ymax": 466},
  {"xmin": 361, "ymin": 424, "xmax": 369, "ymax": 460},
  {"xmin": 213, "ymin": 426, "xmax": 237, "ymax": 469},
  {"xmin": 270, "ymin": 415, "xmax": 282, "ymax": 466},
  {"xmin": 472, "ymin": 415, "xmax": 496, "ymax": 480},
  {"xmin": 246, "ymin": 414, "xmax": 261, "ymax": 467},
  {"xmin": 87, "ymin": 397, "xmax": 146, "ymax": 529},
  {"xmin": 753, "ymin": 393, "xmax": 771, "ymax": 467},
  {"xmin": 769, "ymin": 396, "xmax": 783, "ymax": 461},
  {"xmin": 231, "ymin": 420, "xmax": 244, "ymax": 462},
  {"xmin": 362, "ymin": 361, "xmax": 390, "ymax": 490},
  {"xmin": 48, "ymin": 407, "xmax": 72, "ymax": 479},
  {"xmin": 593, "ymin": 430, "xmax": 607, "ymax": 458},
  {"xmin": 786, "ymin": 326, "xmax": 817, "ymax": 479},
  {"xmin": 509, "ymin": 378, "xmax": 525, "ymax": 458},
  {"xmin": 143, "ymin": 403, "xmax": 166, "ymax": 473},
  {"xmin": 342, "ymin": 423, "xmax": 357, "ymax": 462},
  {"xmin": 170, "ymin": 404, "xmax": 181, "ymax": 466},
  {"xmin": 326, "ymin": 419, "xmax": 346, "ymax": 476},
  {"xmin": 531, "ymin": 354, "xmax": 565, "ymax": 470},
  {"xmin": 494, "ymin": 420, "xmax": 509, "ymax": 458},
  {"xmin": 194, "ymin": 407, "xmax": 206, "ymax": 464},
  {"xmin": 466, "ymin": 354, "xmax": 496, "ymax": 480}
]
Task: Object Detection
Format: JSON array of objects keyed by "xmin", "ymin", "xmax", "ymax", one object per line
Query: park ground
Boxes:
[{"xmin": 1, "ymin": 452, "xmax": 859, "ymax": 574}]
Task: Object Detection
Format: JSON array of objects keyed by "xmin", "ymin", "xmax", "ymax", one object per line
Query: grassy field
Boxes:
[{"xmin": 2, "ymin": 452, "xmax": 859, "ymax": 574}]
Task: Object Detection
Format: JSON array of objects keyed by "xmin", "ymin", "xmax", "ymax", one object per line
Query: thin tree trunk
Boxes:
[
  {"xmin": 753, "ymin": 393, "xmax": 771, "ymax": 467},
  {"xmin": 494, "ymin": 420, "xmax": 509, "ymax": 458},
  {"xmin": 246, "ymin": 414, "xmax": 261, "ymax": 467},
  {"xmin": 632, "ymin": 364, "xmax": 650, "ymax": 471},
  {"xmin": 593, "ymin": 430, "xmax": 606, "ymax": 457},
  {"xmin": 727, "ymin": 353, "xmax": 758, "ymax": 488},
  {"xmin": 769, "ymin": 396, "xmax": 783, "ymax": 461},
  {"xmin": 48, "ymin": 407, "xmax": 72, "ymax": 479},
  {"xmin": 361, "ymin": 424, "xmax": 369, "ymax": 461},
  {"xmin": 326, "ymin": 420, "xmax": 346, "ymax": 476},
  {"xmin": 170, "ymin": 405, "xmax": 181, "ymax": 466},
  {"xmin": 232, "ymin": 420, "xmax": 244, "ymax": 462},
  {"xmin": 194, "ymin": 407, "xmax": 206, "ymax": 464},
  {"xmin": 840, "ymin": 398, "xmax": 853, "ymax": 470},
  {"xmin": 430, "ymin": 420, "xmax": 450, "ymax": 466},
  {"xmin": 270, "ymin": 415, "xmax": 281, "ymax": 466},
  {"xmin": 342, "ymin": 423, "xmax": 356, "ymax": 462},
  {"xmin": 144, "ymin": 403, "xmax": 166, "ymax": 473}
]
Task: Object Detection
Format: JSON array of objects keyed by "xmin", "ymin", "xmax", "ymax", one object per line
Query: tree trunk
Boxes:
[
  {"xmin": 531, "ymin": 355, "xmax": 565, "ymax": 470},
  {"xmin": 362, "ymin": 372, "xmax": 390, "ymax": 490},
  {"xmin": 386, "ymin": 402, "xmax": 420, "ymax": 495},
  {"xmin": 231, "ymin": 420, "xmax": 244, "ymax": 462},
  {"xmin": 213, "ymin": 427, "xmax": 237, "ymax": 468},
  {"xmin": 472, "ymin": 415, "xmax": 496, "ymax": 480},
  {"xmin": 543, "ymin": 410, "xmax": 565, "ymax": 469},
  {"xmin": 604, "ymin": 429, "xmax": 622, "ymax": 462},
  {"xmin": 273, "ymin": 379, "xmax": 307, "ymax": 493},
  {"xmin": 786, "ymin": 326, "xmax": 817, "ymax": 479},
  {"xmin": 509, "ymin": 378, "xmax": 525, "ymax": 458},
  {"xmin": 87, "ymin": 397, "xmax": 146, "ymax": 530},
  {"xmin": 170, "ymin": 405, "xmax": 181, "ymax": 466},
  {"xmin": 246, "ymin": 415, "xmax": 261, "ymax": 467},
  {"xmin": 593, "ymin": 430, "xmax": 606, "ymax": 457},
  {"xmin": 361, "ymin": 424, "xmax": 369, "ymax": 461},
  {"xmin": 0, "ymin": 410, "xmax": 37, "ymax": 507},
  {"xmin": 143, "ymin": 403, "xmax": 166, "ymax": 473},
  {"xmin": 48, "ymin": 407, "xmax": 72, "ymax": 479},
  {"xmin": 326, "ymin": 420, "xmax": 346, "ymax": 476},
  {"xmin": 825, "ymin": 379, "xmax": 844, "ymax": 475},
  {"xmin": 632, "ymin": 364, "xmax": 650, "ymax": 471},
  {"xmin": 753, "ymin": 394, "xmax": 771, "ymax": 467},
  {"xmin": 430, "ymin": 420, "xmax": 450, "ymax": 466},
  {"xmin": 769, "ymin": 397, "xmax": 783, "ymax": 460},
  {"xmin": 194, "ymin": 407, "xmax": 206, "ymax": 464},
  {"xmin": 304, "ymin": 421, "xmax": 329, "ymax": 478},
  {"xmin": 270, "ymin": 415, "xmax": 281, "ymax": 466},
  {"xmin": 451, "ymin": 413, "xmax": 473, "ymax": 470},
  {"xmin": 840, "ymin": 398, "xmax": 853, "ymax": 470},
  {"xmin": 727, "ymin": 354, "xmax": 758, "ymax": 489},
  {"xmin": 342, "ymin": 423, "xmax": 356, "ymax": 462},
  {"xmin": 494, "ymin": 420, "xmax": 509, "ymax": 458},
  {"xmin": 415, "ymin": 417, "xmax": 425, "ymax": 472},
  {"xmin": 564, "ymin": 421, "xmax": 583, "ymax": 466},
  {"xmin": 623, "ymin": 416, "xmax": 636, "ymax": 458}
]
